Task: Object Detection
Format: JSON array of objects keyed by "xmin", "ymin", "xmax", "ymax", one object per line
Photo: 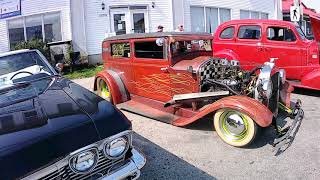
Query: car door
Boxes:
[
  {"xmin": 235, "ymin": 24, "xmax": 266, "ymax": 70},
  {"xmin": 263, "ymin": 25, "xmax": 302, "ymax": 80},
  {"xmin": 104, "ymin": 40, "xmax": 135, "ymax": 93},
  {"xmin": 131, "ymin": 38, "xmax": 172, "ymax": 102}
]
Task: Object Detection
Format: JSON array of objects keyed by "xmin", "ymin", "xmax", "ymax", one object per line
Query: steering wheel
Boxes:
[{"xmin": 10, "ymin": 71, "xmax": 34, "ymax": 80}]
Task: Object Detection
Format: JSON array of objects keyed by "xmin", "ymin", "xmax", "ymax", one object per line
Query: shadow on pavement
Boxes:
[
  {"xmin": 184, "ymin": 117, "xmax": 277, "ymax": 149},
  {"xmin": 133, "ymin": 133, "xmax": 216, "ymax": 180},
  {"xmin": 293, "ymin": 88, "xmax": 320, "ymax": 97}
]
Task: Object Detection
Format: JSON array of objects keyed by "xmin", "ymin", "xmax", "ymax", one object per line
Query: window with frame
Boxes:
[
  {"xmin": 240, "ymin": 10, "xmax": 268, "ymax": 19},
  {"xmin": 134, "ymin": 41, "xmax": 164, "ymax": 59},
  {"xmin": 238, "ymin": 25, "xmax": 261, "ymax": 40},
  {"xmin": 220, "ymin": 27, "xmax": 235, "ymax": 39},
  {"xmin": 7, "ymin": 12, "xmax": 62, "ymax": 48},
  {"xmin": 111, "ymin": 42, "xmax": 131, "ymax": 58},
  {"xmin": 191, "ymin": 6, "xmax": 231, "ymax": 33},
  {"xmin": 267, "ymin": 27, "xmax": 296, "ymax": 42}
]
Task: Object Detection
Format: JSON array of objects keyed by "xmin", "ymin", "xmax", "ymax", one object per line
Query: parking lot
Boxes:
[{"xmin": 74, "ymin": 77, "xmax": 320, "ymax": 180}]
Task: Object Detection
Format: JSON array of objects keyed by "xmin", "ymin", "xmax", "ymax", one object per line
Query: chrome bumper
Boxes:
[{"xmin": 101, "ymin": 148, "xmax": 146, "ymax": 180}]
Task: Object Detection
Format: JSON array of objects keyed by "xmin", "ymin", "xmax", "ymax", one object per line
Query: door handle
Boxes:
[
  {"xmin": 257, "ymin": 47, "xmax": 264, "ymax": 52},
  {"xmin": 160, "ymin": 67, "xmax": 169, "ymax": 73}
]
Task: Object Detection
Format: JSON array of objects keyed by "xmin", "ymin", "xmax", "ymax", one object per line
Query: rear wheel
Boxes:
[
  {"xmin": 97, "ymin": 78, "xmax": 112, "ymax": 103},
  {"xmin": 214, "ymin": 109, "xmax": 258, "ymax": 147}
]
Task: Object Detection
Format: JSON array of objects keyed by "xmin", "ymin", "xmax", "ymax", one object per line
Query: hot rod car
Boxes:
[
  {"xmin": 0, "ymin": 49, "xmax": 146, "ymax": 179},
  {"xmin": 95, "ymin": 33, "xmax": 303, "ymax": 151}
]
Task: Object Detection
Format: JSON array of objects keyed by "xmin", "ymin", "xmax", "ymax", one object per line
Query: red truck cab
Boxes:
[{"xmin": 213, "ymin": 19, "xmax": 320, "ymax": 90}]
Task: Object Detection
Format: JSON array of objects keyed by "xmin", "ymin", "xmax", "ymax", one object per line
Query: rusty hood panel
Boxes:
[{"xmin": 172, "ymin": 56, "xmax": 212, "ymax": 72}]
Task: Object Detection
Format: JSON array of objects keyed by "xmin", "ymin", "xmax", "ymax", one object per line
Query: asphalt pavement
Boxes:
[{"xmin": 73, "ymin": 77, "xmax": 320, "ymax": 180}]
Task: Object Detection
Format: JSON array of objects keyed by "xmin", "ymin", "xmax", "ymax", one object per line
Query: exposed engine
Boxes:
[
  {"xmin": 199, "ymin": 57, "xmax": 283, "ymax": 112},
  {"xmin": 199, "ymin": 58, "xmax": 250, "ymax": 94}
]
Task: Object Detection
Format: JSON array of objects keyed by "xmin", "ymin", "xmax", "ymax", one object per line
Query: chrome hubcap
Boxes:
[
  {"xmin": 219, "ymin": 110, "xmax": 249, "ymax": 141},
  {"xmin": 225, "ymin": 114, "xmax": 246, "ymax": 135}
]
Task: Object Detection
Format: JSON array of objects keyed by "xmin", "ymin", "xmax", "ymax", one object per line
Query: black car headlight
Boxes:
[
  {"xmin": 69, "ymin": 148, "xmax": 98, "ymax": 174},
  {"xmin": 104, "ymin": 137, "xmax": 129, "ymax": 158}
]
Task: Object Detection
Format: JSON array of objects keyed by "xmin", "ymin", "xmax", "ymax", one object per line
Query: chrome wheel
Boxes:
[{"xmin": 214, "ymin": 109, "xmax": 258, "ymax": 147}]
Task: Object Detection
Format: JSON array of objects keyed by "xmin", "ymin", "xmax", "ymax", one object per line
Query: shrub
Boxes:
[{"xmin": 11, "ymin": 39, "xmax": 51, "ymax": 61}]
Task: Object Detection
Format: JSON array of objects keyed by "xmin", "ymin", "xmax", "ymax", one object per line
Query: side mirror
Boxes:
[
  {"xmin": 55, "ymin": 63, "xmax": 64, "ymax": 74},
  {"xmin": 156, "ymin": 38, "xmax": 165, "ymax": 46}
]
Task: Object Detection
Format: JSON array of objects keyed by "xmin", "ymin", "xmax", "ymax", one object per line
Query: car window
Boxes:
[
  {"xmin": 267, "ymin": 27, "xmax": 296, "ymax": 42},
  {"xmin": 135, "ymin": 41, "xmax": 164, "ymax": 59},
  {"xmin": 295, "ymin": 26, "xmax": 306, "ymax": 40},
  {"xmin": 220, "ymin": 27, "xmax": 235, "ymax": 39},
  {"xmin": 238, "ymin": 25, "xmax": 261, "ymax": 40},
  {"xmin": 111, "ymin": 42, "xmax": 130, "ymax": 58}
]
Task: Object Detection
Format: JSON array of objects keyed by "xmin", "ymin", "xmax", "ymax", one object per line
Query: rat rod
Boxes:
[{"xmin": 95, "ymin": 32, "xmax": 303, "ymax": 152}]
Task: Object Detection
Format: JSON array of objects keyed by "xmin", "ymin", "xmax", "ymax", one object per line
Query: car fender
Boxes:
[
  {"xmin": 94, "ymin": 70, "xmax": 129, "ymax": 104},
  {"xmin": 300, "ymin": 68, "xmax": 320, "ymax": 90},
  {"xmin": 173, "ymin": 96, "xmax": 273, "ymax": 127},
  {"xmin": 213, "ymin": 49, "xmax": 240, "ymax": 60}
]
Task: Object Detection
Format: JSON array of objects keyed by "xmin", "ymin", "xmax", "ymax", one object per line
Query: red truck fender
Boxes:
[
  {"xmin": 300, "ymin": 68, "xmax": 320, "ymax": 90},
  {"xmin": 94, "ymin": 70, "xmax": 130, "ymax": 104},
  {"xmin": 213, "ymin": 49, "xmax": 240, "ymax": 61},
  {"xmin": 173, "ymin": 96, "xmax": 273, "ymax": 127}
]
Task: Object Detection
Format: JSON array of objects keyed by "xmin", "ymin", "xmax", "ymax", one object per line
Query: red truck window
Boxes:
[
  {"xmin": 238, "ymin": 25, "xmax": 261, "ymax": 40},
  {"xmin": 219, "ymin": 27, "xmax": 235, "ymax": 39},
  {"xmin": 267, "ymin": 27, "xmax": 296, "ymax": 42},
  {"xmin": 111, "ymin": 42, "xmax": 131, "ymax": 58},
  {"xmin": 134, "ymin": 41, "xmax": 164, "ymax": 59}
]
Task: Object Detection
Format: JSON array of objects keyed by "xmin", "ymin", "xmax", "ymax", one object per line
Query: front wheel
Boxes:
[
  {"xmin": 214, "ymin": 109, "xmax": 259, "ymax": 147},
  {"xmin": 97, "ymin": 78, "xmax": 113, "ymax": 103}
]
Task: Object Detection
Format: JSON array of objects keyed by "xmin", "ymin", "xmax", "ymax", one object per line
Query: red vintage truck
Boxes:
[
  {"xmin": 94, "ymin": 32, "xmax": 303, "ymax": 152},
  {"xmin": 212, "ymin": 19, "xmax": 320, "ymax": 90}
]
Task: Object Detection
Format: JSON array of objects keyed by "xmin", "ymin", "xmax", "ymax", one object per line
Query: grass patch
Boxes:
[{"xmin": 63, "ymin": 66, "xmax": 103, "ymax": 79}]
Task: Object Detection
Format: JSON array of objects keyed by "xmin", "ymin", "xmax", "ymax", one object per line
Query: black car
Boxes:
[{"xmin": 0, "ymin": 49, "xmax": 146, "ymax": 179}]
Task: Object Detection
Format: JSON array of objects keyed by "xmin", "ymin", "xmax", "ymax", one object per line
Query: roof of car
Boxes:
[
  {"xmin": 0, "ymin": 49, "xmax": 34, "ymax": 58},
  {"xmin": 220, "ymin": 19, "xmax": 297, "ymax": 27},
  {"xmin": 104, "ymin": 32, "xmax": 212, "ymax": 41}
]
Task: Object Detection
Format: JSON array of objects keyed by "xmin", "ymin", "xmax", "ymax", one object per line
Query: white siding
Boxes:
[
  {"xmin": 84, "ymin": 0, "xmax": 173, "ymax": 55},
  {"xmin": 182, "ymin": 0, "xmax": 278, "ymax": 32},
  {"xmin": 0, "ymin": 22, "xmax": 9, "ymax": 53},
  {"xmin": 0, "ymin": 0, "xmax": 71, "ymax": 53},
  {"xmin": 71, "ymin": 0, "xmax": 87, "ymax": 54}
]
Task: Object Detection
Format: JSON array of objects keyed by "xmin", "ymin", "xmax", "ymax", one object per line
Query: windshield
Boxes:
[
  {"xmin": 171, "ymin": 39, "xmax": 212, "ymax": 57},
  {"xmin": 0, "ymin": 51, "xmax": 53, "ymax": 87},
  {"xmin": 295, "ymin": 26, "xmax": 307, "ymax": 40}
]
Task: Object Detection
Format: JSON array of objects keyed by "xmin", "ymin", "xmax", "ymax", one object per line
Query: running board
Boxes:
[{"xmin": 117, "ymin": 100, "xmax": 181, "ymax": 124}]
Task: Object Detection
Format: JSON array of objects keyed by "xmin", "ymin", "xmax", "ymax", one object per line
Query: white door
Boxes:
[
  {"xmin": 110, "ymin": 8, "xmax": 130, "ymax": 35},
  {"xmin": 110, "ymin": 8, "xmax": 149, "ymax": 35},
  {"xmin": 130, "ymin": 10, "xmax": 149, "ymax": 33}
]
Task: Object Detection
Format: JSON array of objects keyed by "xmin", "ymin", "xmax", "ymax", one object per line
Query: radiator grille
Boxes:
[{"xmin": 39, "ymin": 151, "xmax": 125, "ymax": 180}]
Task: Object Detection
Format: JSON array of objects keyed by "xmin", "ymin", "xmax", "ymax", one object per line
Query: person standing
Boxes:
[
  {"xmin": 157, "ymin": 25, "xmax": 164, "ymax": 32},
  {"xmin": 175, "ymin": 24, "xmax": 184, "ymax": 32}
]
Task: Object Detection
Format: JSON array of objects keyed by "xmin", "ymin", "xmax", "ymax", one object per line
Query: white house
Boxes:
[{"xmin": 0, "ymin": 0, "xmax": 282, "ymax": 64}]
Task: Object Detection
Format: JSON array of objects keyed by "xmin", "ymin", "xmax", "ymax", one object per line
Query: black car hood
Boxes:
[{"xmin": 0, "ymin": 76, "xmax": 131, "ymax": 179}]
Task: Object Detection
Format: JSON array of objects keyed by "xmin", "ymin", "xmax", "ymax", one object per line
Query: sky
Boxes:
[{"xmin": 302, "ymin": 0, "xmax": 320, "ymax": 13}]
